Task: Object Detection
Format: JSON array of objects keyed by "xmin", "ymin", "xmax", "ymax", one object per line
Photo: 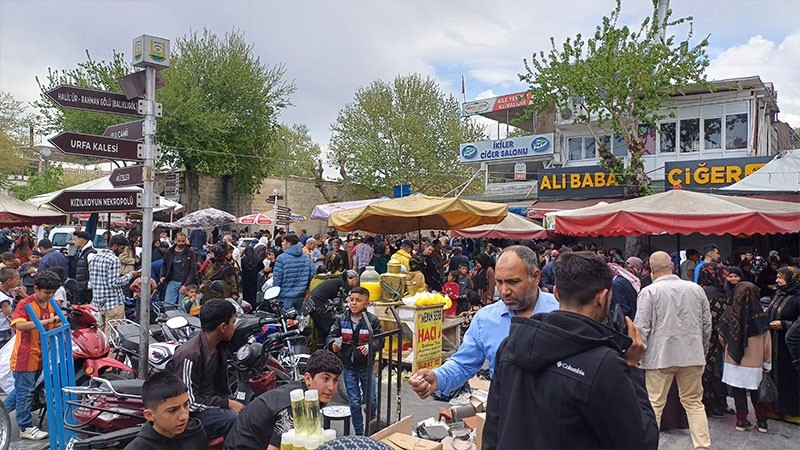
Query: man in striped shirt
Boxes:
[
  {"xmin": 169, "ymin": 299, "xmax": 241, "ymax": 440},
  {"xmin": 88, "ymin": 235, "xmax": 140, "ymax": 333}
]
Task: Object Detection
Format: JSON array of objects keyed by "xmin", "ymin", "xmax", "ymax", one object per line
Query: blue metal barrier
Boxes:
[{"xmin": 25, "ymin": 298, "xmax": 75, "ymax": 449}]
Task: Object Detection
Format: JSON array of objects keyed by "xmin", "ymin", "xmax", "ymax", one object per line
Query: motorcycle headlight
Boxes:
[{"xmin": 235, "ymin": 342, "xmax": 262, "ymax": 367}]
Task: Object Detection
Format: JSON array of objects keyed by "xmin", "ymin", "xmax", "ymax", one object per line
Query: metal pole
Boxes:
[
  {"xmin": 656, "ymin": 0, "xmax": 670, "ymax": 42},
  {"xmin": 282, "ymin": 137, "xmax": 289, "ymax": 233},
  {"xmin": 138, "ymin": 65, "xmax": 157, "ymax": 378}
]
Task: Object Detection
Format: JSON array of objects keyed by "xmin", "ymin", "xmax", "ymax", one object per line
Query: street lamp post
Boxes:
[{"xmin": 281, "ymin": 136, "xmax": 289, "ymax": 232}]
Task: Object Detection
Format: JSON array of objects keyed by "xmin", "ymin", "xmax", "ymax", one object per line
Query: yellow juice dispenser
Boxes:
[{"xmin": 360, "ymin": 266, "xmax": 381, "ymax": 302}]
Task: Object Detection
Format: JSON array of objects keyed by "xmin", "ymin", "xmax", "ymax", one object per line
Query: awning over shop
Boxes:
[
  {"xmin": 721, "ymin": 149, "xmax": 800, "ymax": 193},
  {"xmin": 526, "ymin": 198, "xmax": 625, "ymax": 220},
  {"xmin": 548, "ymin": 189, "xmax": 800, "ymax": 237}
]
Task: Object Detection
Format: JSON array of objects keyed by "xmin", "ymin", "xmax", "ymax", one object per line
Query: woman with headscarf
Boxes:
[
  {"xmin": 405, "ymin": 256, "xmax": 427, "ymax": 295},
  {"xmin": 241, "ymin": 242, "xmax": 266, "ymax": 304},
  {"xmin": 473, "ymin": 252, "xmax": 496, "ymax": 305},
  {"xmin": 201, "ymin": 244, "xmax": 239, "ymax": 302},
  {"xmin": 698, "ymin": 262, "xmax": 732, "ymax": 417},
  {"xmin": 719, "ymin": 280, "xmax": 771, "ymax": 432},
  {"xmin": 766, "ymin": 266, "xmax": 800, "ymax": 424}
]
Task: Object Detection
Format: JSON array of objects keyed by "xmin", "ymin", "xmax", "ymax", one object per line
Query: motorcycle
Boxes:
[
  {"xmin": 106, "ymin": 318, "xmax": 181, "ymax": 378},
  {"xmin": 151, "ymin": 301, "xmax": 201, "ymax": 343}
]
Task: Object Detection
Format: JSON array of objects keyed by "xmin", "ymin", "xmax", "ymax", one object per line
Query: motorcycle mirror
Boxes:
[
  {"xmin": 165, "ymin": 316, "xmax": 189, "ymax": 330},
  {"xmin": 263, "ymin": 286, "xmax": 281, "ymax": 301}
]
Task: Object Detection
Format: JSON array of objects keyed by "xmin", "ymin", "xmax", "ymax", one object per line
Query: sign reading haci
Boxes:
[
  {"xmin": 459, "ymin": 134, "xmax": 554, "ymax": 163},
  {"xmin": 537, "ymin": 165, "xmax": 625, "ymax": 199},
  {"xmin": 413, "ymin": 307, "xmax": 443, "ymax": 372}
]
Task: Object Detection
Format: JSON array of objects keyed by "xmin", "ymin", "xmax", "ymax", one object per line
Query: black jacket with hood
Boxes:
[
  {"xmin": 483, "ymin": 311, "xmax": 658, "ymax": 450},
  {"xmin": 124, "ymin": 417, "xmax": 208, "ymax": 450}
]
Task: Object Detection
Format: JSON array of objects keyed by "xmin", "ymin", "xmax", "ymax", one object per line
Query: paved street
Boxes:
[{"xmin": 7, "ymin": 381, "xmax": 799, "ymax": 449}]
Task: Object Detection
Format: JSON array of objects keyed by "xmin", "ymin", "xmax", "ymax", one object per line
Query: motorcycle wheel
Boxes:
[{"xmin": 0, "ymin": 401, "xmax": 10, "ymax": 450}]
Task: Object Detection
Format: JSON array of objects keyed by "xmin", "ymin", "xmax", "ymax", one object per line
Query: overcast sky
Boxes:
[{"xmin": 1, "ymin": 0, "xmax": 798, "ymax": 165}]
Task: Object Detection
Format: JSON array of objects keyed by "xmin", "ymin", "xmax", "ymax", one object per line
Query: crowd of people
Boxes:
[{"xmin": 0, "ymin": 222, "xmax": 798, "ymax": 449}]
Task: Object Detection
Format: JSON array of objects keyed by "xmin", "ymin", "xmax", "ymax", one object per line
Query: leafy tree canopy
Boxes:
[
  {"xmin": 265, "ymin": 124, "xmax": 321, "ymax": 179},
  {"xmin": 521, "ymin": 0, "xmax": 709, "ymax": 196},
  {"xmin": 0, "ymin": 92, "xmax": 34, "ymax": 187},
  {"xmin": 9, "ymin": 166, "xmax": 65, "ymax": 200},
  {"xmin": 328, "ymin": 73, "xmax": 485, "ymax": 197}
]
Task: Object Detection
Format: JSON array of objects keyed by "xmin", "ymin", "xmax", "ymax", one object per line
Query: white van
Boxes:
[{"xmin": 48, "ymin": 227, "xmax": 108, "ymax": 252}]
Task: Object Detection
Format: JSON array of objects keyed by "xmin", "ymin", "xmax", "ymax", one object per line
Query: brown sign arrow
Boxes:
[
  {"xmin": 110, "ymin": 165, "xmax": 144, "ymax": 188},
  {"xmin": 49, "ymin": 132, "xmax": 141, "ymax": 162},
  {"xmin": 49, "ymin": 190, "xmax": 140, "ymax": 214},
  {"xmin": 103, "ymin": 120, "xmax": 144, "ymax": 141},
  {"xmin": 46, "ymin": 85, "xmax": 141, "ymax": 116}
]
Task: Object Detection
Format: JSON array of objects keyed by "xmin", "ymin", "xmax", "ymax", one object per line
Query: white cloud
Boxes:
[{"xmin": 707, "ymin": 33, "xmax": 800, "ymax": 127}]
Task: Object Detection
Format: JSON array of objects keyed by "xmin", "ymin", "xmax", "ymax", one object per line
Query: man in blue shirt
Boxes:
[
  {"xmin": 693, "ymin": 244, "xmax": 719, "ymax": 283},
  {"xmin": 409, "ymin": 245, "xmax": 559, "ymax": 398}
]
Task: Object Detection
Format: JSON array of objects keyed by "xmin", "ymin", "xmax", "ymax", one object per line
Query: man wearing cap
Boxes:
[{"xmin": 73, "ymin": 231, "xmax": 97, "ymax": 304}]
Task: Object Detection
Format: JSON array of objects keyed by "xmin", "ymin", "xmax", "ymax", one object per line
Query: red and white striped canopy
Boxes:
[{"xmin": 236, "ymin": 213, "xmax": 275, "ymax": 225}]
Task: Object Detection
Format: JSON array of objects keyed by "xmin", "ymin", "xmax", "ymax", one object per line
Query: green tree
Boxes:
[
  {"xmin": 0, "ymin": 92, "xmax": 33, "ymax": 187},
  {"xmin": 521, "ymin": 0, "xmax": 709, "ymax": 197},
  {"xmin": 9, "ymin": 166, "xmax": 65, "ymax": 200},
  {"xmin": 158, "ymin": 29, "xmax": 295, "ymax": 210},
  {"xmin": 325, "ymin": 74, "xmax": 485, "ymax": 200},
  {"xmin": 266, "ymin": 124, "xmax": 321, "ymax": 179},
  {"xmin": 33, "ymin": 29, "xmax": 295, "ymax": 211}
]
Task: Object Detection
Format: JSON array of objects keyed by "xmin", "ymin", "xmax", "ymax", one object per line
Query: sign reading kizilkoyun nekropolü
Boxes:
[
  {"xmin": 459, "ymin": 134, "xmax": 554, "ymax": 163},
  {"xmin": 49, "ymin": 190, "xmax": 140, "ymax": 214}
]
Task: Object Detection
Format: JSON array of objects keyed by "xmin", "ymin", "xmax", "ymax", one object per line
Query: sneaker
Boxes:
[
  {"xmin": 19, "ymin": 426, "xmax": 48, "ymax": 440},
  {"xmin": 735, "ymin": 420, "xmax": 754, "ymax": 431},
  {"xmin": 783, "ymin": 415, "xmax": 800, "ymax": 425},
  {"xmin": 756, "ymin": 420, "xmax": 768, "ymax": 433}
]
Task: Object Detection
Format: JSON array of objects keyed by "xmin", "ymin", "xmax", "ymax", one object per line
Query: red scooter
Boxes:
[{"xmin": 30, "ymin": 280, "xmax": 134, "ymax": 426}]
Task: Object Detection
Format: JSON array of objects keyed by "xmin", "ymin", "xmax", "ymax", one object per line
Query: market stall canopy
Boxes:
[
  {"xmin": 311, "ymin": 197, "xmax": 390, "ymax": 221},
  {"xmin": 721, "ymin": 149, "xmax": 800, "ymax": 192},
  {"xmin": 236, "ymin": 212, "xmax": 274, "ymax": 226},
  {"xmin": 527, "ymin": 198, "xmax": 625, "ymax": 220},
  {"xmin": 0, "ymin": 191, "xmax": 65, "ymax": 226},
  {"xmin": 549, "ymin": 189, "xmax": 800, "ymax": 237},
  {"xmin": 154, "ymin": 208, "xmax": 235, "ymax": 230},
  {"xmin": 27, "ymin": 175, "xmax": 185, "ymax": 213},
  {"xmin": 453, "ymin": 212, "xmax": 551, "ymax": 240},
  {"xmin": 327, "ymin": 194, "xmax": 507, "ymax": 234}
]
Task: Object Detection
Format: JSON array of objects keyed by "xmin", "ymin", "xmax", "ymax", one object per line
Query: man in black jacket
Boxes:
[
  {"xmin": 169, "ymin": 299, "xmax": 242, "ymax": 440},
  {"xmin": 159, "ymin": 232, "xmax": 197, "ymax": 304},
  {"xmin": 483, "ymin": 251, "xmax": 658, "ymax": 450},
  {"xmin": 73, "ymin": 231, "xmax": 96, "ymax": 304}
]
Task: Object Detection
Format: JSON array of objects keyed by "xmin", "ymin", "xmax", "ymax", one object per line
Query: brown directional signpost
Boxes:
[
  {"xmin": 46, "ymin": 85, "xmax": 142, "ymax": 116},
  {"xmin": 48, "ymin": 190, "xmax": 140, "ymax": 214},
  {"xmin": 49, "ymin": 132, "xmax": 142, "ymax": 162},
  {"xmin": 103, "ymin": 119, "xmax": 144, "ymax": 141},
  {"xmin": 110, "ymin": 165, "xmax": 144, "ymax": 188}
]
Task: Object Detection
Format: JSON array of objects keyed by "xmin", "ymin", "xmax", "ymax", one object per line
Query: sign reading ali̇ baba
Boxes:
[
  {"xmin": 537, "ymin": 165, "xmax": 625, "ymax": 199},
  {"xmin": 664, "ymin": 156, "xmax": 773, "ymax": 190},
  {"xmin": 459, "ymin": 134, "xmax": 554, "ymax": 163}
]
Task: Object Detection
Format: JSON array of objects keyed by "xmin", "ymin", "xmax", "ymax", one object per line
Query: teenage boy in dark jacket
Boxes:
[
  {"xmin": 327, "ymin": 286, "xmax": 383, "ymax": 435},
  {"xmin": 169, "ymin": 299, "xmax": 241, "ymax": 440},
  {"xmin": 483, "ymin": 251, "xmax": 658, "ymax": 450},
  {"xmin": 125, "ymin": 372, "xmax": 208, "ymax": 450}
]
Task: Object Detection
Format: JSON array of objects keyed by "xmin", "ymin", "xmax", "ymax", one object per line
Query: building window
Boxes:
[
  {"xmin": 659, "ymin": 122, "xmax": 676, "ymax": 153},
  {"xmin": 679, "ymin": 118, "xmax": 700, "ymax": 152},
  {"xmin": 704, "ymin": 117, "xmax": 722, "ymax": 150},
  {"xmin": 568, "ymin": 137, "xmax": 582, "ymax": 161},
  {"xmin": 639, "ymin": 125, "xmax": 656, "ymax": 155},
  {"xmin": 612, "ymin": 134, "xmax": 627, "ymax": 156},
  {"xmin": 726, "ymin": 113, "xmax": 748, "ymax": 149},
  {"xmin": 584, "ymin": 138, "xmax": 596, "ymax": 159}
]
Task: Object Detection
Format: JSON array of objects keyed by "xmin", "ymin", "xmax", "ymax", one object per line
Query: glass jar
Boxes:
[{"xmin": 360, "ymin": 266, "xmax": 382, "ymax": 301}]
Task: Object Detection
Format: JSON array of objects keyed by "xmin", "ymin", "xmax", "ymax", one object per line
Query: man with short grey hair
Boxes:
[
  {"xmin": 409, "ymin": 245, "xmax": 559, "ymax": 398},
  {"xmin": 635, "ymin": 251, "xmax": 712, "ymax": 450}
]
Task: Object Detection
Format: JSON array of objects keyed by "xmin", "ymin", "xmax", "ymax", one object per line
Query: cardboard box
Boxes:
[
  {"xmin": 475, "ymin": 413, "xmax": 486, "ymax": 450},
  {"xmin": 468, "ymin": 377, "xmax": 491, "ymax": 392},
  {"xmin": 371, "ymin": 416, "xmax": 444, "ymax": 450}
]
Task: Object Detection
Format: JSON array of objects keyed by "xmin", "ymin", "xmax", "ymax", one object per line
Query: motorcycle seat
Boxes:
[
  {"xmin": 115, "ymin": 324, "xmax": 141, "ymax": 352},
  {"xmin": 108, "ymin": 379, "xmax": 145, "ymax": 396},
  {"xmin": 163, "ymin": 310, "xmax": 201, "ymax": 329}
]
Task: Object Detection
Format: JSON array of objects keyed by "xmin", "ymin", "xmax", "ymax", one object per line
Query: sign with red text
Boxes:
[{"xmin": 413, "ymin": 306, "xmax": 443, "ymax": 372}]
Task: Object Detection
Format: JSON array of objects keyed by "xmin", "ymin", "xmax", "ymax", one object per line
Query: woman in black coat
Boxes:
[{"xmin": 767, "ymin": 266, "xmax": 800, "ymax": 423}]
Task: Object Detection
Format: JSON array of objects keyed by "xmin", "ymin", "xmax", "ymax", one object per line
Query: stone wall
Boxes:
[{"xmin": 155, "ymin": 172, "xmax": 379, "ymax": 235}]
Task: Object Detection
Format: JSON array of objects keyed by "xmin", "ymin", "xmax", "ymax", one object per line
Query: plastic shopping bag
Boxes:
[{"xmin": 757, "ymin": 373, "xmax": 778, "ymax": 404}]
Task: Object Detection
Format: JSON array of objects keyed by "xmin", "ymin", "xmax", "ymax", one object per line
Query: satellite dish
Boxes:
[{"xmin": 560, "ymin": 107, "xmax": 573, "ymax": 120}]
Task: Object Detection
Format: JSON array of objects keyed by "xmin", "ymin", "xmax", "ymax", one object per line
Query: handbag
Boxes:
[{"xmin": 757, "ymin": 373, "xmax": 778, "ymax": 404}]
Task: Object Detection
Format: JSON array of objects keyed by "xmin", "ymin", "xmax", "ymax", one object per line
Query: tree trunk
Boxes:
[
  {"xmin": 184, "ymin": 164, "xmax": 200, "ymax": 212},
  {"xmin": 625, "ymin": 235, "xmax": 644, "ymax": 259}
]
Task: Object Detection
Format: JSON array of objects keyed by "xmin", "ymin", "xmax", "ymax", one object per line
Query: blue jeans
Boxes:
[
  {"xmin": 193, "ymin": 407, "xmax": 238, "ymax": 439},
  {"xmin": 282, "ymin": 297, "xmax": 304, "ymax": 313},
  {"xmin": 343, "ymin": 367, "xmax": 377, "ymax": 435},
  {"xmin": 4, "ymin": 370, "xmax": 38, "ymax": 429},
  {"xmin": 164, "ymin": 280, "xmax": 184, "ymax": 304}
]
